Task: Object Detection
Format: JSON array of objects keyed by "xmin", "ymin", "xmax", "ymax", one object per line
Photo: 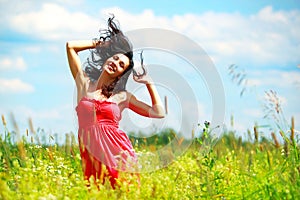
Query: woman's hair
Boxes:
[{"xmin": 84, "ymin": 16, "xmax": 144, "ymax": 97}]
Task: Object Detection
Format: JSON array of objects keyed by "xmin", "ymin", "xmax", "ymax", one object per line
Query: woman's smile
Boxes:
[
  {"xmin": 104, "ymin": 53, "xmax": 130, "ymax": 76},
  {"xmin": 107, "ymin": 62, "xmax": 117, "ymax": 72}
]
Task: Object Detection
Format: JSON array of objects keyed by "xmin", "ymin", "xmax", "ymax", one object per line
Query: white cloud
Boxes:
[
  {"xmin": 102, "ymin": 6, "xmax": 300, "ymax": 69},
  {"xmin": 9, "ymin": 3, "xmax": 100, "ymax": 40},
  {"xmin": 117, "ymin": 7, "xmax": 298, "ymax": 65},
  {"xmin": 100, "ymin": 7, "xmax": 172, "ymax": 30},
  {"xmin": 243, "ymin": 108, "xmax": 263, "ymax": 118},
  {"xmin": 246, "ymin": 78, "xmax": 262, "ymax": 87},
  {"xmin": 7, "ymin": 4, "xmax": 300, "ymax": 68},
  {"xmin": 0, "ymin": 78, "xmax": 34, "ymax": 93},
  {"xmin": 249, "ymin": 70, "xmax": 300, "ymax": 88},
  {"xmin": 23, "ymin": 46, "xmax": 42, "ymax": 54},
  {"xmin": 14, "ymin": 106, "xmax": 61, "ymax": 120},
  {"xmin": 0, "ymin": 57, "xmax": 27, "ymax": 71},
  {"xmin": 54, "ymin": 0, "xmax": 84, "ymax": 6}
]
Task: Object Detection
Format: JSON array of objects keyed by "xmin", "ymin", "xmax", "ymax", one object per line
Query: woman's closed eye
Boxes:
[{"xmin": 119, "ymin": 61, "xmax": 125, "ymax": 68}]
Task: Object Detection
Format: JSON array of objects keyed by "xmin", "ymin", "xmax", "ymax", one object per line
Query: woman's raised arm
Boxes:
[
  {"xmin": 127, "ymin": 75, "xmax": 165, "ymax": 118},
  {"xmin": 66, "ymin": 40, "xmax": 100, "ymax": 82},
  {"xmin": 66, "ymin": 40, "xmax": 102, "ymax": 102}
]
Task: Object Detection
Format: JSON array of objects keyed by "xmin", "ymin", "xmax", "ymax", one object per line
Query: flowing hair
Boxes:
[{"xmin": 83, "ymin": 16, "xmax": 145, "ymax": 98}]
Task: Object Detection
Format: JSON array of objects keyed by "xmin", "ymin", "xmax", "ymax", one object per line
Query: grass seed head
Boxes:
[{"xmin": 1, "ymin": 114, "xmax": 7, "ymax": 126}]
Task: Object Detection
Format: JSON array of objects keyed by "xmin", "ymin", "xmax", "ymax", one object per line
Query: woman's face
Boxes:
[{"xmin": 103, "ymin": 53, "xmax": 130, "ymax": 78}]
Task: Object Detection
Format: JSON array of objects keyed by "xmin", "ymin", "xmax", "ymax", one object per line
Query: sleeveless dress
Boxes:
[{"xmin": 76, "ymin": 96, "xmax": 138, "ymax": 188}]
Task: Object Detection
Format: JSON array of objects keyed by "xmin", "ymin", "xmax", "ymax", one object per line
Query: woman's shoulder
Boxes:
[{"xmin": 112, "ymin": 91, "xmax": 136, "ymax": 104}]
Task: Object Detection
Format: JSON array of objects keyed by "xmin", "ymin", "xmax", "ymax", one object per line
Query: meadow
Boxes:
[{"xmin": 0, "ymin": 111, "xmax": 299, "ymax": 199}]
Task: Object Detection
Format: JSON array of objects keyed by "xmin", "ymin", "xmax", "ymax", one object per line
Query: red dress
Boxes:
[{"xmin": 76, "ymin": 97, "xmax": 138, "ymax": 188}]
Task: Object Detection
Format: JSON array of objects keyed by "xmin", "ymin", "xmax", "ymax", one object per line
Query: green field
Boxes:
[{"xmin": 0, "ymin": 115, "xmax": 299, "ymax": 199}]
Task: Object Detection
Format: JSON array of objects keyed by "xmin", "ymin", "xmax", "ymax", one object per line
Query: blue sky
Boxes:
[{"xmin": 0, "ymin": 0, "xmax": 299, "ymax": 142}]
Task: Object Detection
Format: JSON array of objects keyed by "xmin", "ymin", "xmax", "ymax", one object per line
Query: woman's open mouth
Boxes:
[{"xmin": 108, "ymin": 62, "xmax": 117, "ymax": 72}]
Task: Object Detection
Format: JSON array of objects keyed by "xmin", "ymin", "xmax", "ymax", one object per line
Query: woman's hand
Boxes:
[
  {"xmin": 133, "ymin": 73, "xmax": 153, "ymax": 85},
  {"xmin": 93, "ymin": 39, "xmax": 111, "ymax": 48}
]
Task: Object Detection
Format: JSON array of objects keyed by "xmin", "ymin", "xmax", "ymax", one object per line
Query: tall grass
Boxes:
[{"xmin": 0, "ymin": 112, "xmax": 299, "ymax": 199}]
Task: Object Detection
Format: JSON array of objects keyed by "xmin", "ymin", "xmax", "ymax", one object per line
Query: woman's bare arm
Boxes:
[
  {"xmin": 127, "ymin": 82, "xmax": 165, "ymax": 119},
  {"xmin": 66, "ymin": 40, "xmax": 101, "ymax": 102},
  {"xmin": 66, "ymin": 40, "xmax": 99, "ymax": 81}
]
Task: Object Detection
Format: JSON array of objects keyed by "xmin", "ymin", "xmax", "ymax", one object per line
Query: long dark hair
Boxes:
[{"xmin": 84, "ymin": 16, "xmax": 140, "ymax": 97}]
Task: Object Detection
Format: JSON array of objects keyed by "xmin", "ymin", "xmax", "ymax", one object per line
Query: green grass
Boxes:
[{"xmin": 0, "ymin": 120, "xmax": 299, "ymax": 199}]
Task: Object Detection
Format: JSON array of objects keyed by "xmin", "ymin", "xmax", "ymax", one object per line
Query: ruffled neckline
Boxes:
[
  {"xmin": 76, "ymin": 96, "xmax": 117, "ymax": 111},
  {"xmin": 81, "ymin": 96, "xmax": 116, "ymax": 104}
]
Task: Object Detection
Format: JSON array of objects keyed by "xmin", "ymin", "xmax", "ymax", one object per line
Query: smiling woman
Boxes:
[{"xmin": 66, "ymin": 16, "xmax": 165, "ymax": 189}]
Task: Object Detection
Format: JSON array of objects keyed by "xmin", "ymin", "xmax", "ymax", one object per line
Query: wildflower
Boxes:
[
  {"xmin": 204, "ymin": 121, "xmax": 210, "ymax": 128},
  {"xmin": 281, "ymin": 148, "xmax": 285, "ymax": 156}
]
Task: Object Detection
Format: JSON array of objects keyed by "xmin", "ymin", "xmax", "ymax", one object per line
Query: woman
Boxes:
[{"xmin": 66, "ymin": 17, "xmax": 165, "ymax": 189}]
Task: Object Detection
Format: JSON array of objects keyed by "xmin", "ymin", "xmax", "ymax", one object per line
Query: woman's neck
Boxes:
[{"xmin": 96, "ymin": 73, "xmax": 115, "ymax": 90}]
